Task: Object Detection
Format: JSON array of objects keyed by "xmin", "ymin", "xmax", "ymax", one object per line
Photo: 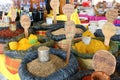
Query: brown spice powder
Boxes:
[
  {"xmin": 27, "ymin": 54, "xmax": 66, "ymax": 77},
  {"xmin": 52, "ymin": 28, "xmax": 83, "ymax": 35}
]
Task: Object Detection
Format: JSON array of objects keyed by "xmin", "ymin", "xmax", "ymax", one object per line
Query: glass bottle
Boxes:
[{"xmin": 38, "ymin": 2, "xmax": 44, "ymax": 21}]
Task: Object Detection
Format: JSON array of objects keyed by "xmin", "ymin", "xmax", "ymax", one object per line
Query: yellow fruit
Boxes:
[{"xmin": 9, "ymin": 42, "xmax": 18, "ymax": 50}]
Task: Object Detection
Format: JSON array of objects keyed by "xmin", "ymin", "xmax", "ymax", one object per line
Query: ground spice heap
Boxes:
[
  {"xmin": 27, "ymin": 54, "xmax": 66, "ymax": 77},
  {"xmin": 52, "ymin": 28, "xmax": 83, "ymax": 35}
]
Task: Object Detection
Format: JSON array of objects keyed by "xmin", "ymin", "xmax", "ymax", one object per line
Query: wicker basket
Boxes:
[
  {"xmin": 69, "ymin": 70, "xmax": 120, "ymax": 80},
  {"xmin": 71, "ymin": 38, "xmax": 118, "ymax": 69},
  {"xmin": 4, "ymin": 35, "xmax": 54, "ymax": 74},
  {"xmin": 19, "ymin": 48, "xmax": 79, "ymax": 80},
  {"xmin": 32, "ymin": 20, "xmax": 65, "ymax": 36}
]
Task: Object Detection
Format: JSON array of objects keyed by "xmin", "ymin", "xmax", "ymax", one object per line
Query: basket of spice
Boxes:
[
  {"xmin": 95, "ymin": 29, "xmax": 120, "ymax": 50},
  {"xmin": 19, "ymin": 47, "xmax": 79, "ymax": 80},
  {"xmin": 70, "ymin": 50, "xmax": 120, "ymax": 80},
  {"xmin": 4, "ymin": 34, "xmax": 54, "ymax": 74},
  {"xmin": 69, "ymin": 70, "xmax": 120, "ymax": 80},
  {"xmin": 46, "ymin": 24, "xmax": 86, "ymax": 51},
  {"xmin": 71, "ymin": 29, "xmax": 118, "ymax": 69},
  {"xmin": 32, "ymin": 20, "xmax": 65, "ymax": 36}
]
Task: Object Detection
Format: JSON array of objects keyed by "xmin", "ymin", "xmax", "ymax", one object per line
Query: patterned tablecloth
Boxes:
[{"xmin": 0, "ymin": 54, "xmax": 20, "ymax": 80}]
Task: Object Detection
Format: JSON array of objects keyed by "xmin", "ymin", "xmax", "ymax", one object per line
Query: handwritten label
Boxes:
[
  {"xmin": 50, "ymin": 0, "xmax": 60, "ymax": 9},
  {"xmin": 92, "ymin": 50, "xmax": 116, "ymax": 75},
  {"xmin": 105, "ymin": 9, "xmax": 118, "ymax": 23},
  {"xmin": 65, "ymin": 21, "xmax": 76, "ymax": 39}
]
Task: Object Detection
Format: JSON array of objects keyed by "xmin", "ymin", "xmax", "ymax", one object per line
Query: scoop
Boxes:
[
  {"xmin": 50, "ymin": 0, "xmax": 60, "ymax": 24},
  {"xmin": 102, "ymin": 22, "xmax": 116, "ymax": 46},
  {"xmin": 20, "ymin": 15, "xmax": 31, "ymax": 38},
  {"xmin": 65, "ymin": 21, "xmax": 76, "ymax": 64},
  {"xmin": 62, "ymin": 4, "xmax": 74, "ymax": 21}
]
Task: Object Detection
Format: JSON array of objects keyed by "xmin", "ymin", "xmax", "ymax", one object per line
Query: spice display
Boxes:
[
  {"xmin": 82, "ymin": 30, "xmax": 95, "ymax": 38},
  {"xmin": 27, "ymin": 54, "xmax": 66, "ymax": 77},
  {"xmin": 73, "ymin": 39, "xmax": 109, "ymax": 54},
  {"xmin": 9, "ymin": 34, "xmax": 40, "ymax": 50},
  {"xmin": 52, "ymin": 28, "xmax": 84, "ymax": 35},
  {"xmin": 0, "ymin": 28, "xmax": 23, "ymax": 38}
]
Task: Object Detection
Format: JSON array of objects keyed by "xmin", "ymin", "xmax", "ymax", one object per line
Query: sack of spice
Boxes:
[
  {"xmin": 47, "ymin": 24, "xmax": 86, "ymax": 41},
  {"xmin": 4, "ymin": 34, "xmax": 54, "ymax": 59},
  {"xmin": 94, "ymin": 29, "xmax": 120, "ymax": 50},
  {"xmin": 69, "ymin": 70, "xmax": 120, "ymax": 80},
  {"xmin": 19, "ymin": 48, "xmax": 79, "ymax": 80},
  {"xmin": 4, "ymin": 34, "xmax": 54, "ymax": 74},
  {"xmin": 46, "ymin": 24, "xmax": 86, "ymax": 51},
  {"xmin": 71, "ymin": 37, "xmax": 118, "ymax": 69},
  {"xmin": 32, "ymin": 20, "xmax": 65, "ymax": 36}
]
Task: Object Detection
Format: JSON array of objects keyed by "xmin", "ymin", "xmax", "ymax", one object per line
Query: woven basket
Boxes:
[
  {"xmin": 4, "ymin": 35, "xmax": 55, "ymax": 59},
  {"xmin": 32, "ymin": 20, "xmax": 65, "ymax": 36},
  {"xmin": 69, "ymin": 70, "xmax": 120, "ymax": 80},
  {"xmin": 19, "ymin": 48, "xmax": 79, "ymax": 80},
  {"xmin": 95, "ymin": 29, "xmax": 120, "ymax": 51},
  {"xmin": 4, "ymin": 35, "xmax": 54, "ymax": 74},
  {"xmin": 72, "ymin": 37, "xmax": 118, "ymax": 69}
]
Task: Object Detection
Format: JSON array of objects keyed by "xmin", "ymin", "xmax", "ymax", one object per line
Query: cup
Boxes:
[
  {"xmin": 38, "ymin": 46, "xmax": 50, "ymax": 62},
  {"xmin": 82, "ymin": 37, "xmax": 91, "ymax": 45},
  {"xmin": 46, "ymin": 17, "xmax": 53, "ymax": 25}
]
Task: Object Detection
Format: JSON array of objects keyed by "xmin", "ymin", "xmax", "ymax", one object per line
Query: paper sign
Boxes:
[
  {"xmin": 20, "ymin": 15, "xmax": 31, "ymax": 38},
  {"xmin": 92, "ymin": 50, "xmax": 116, "ymax": 75},
  {"xmin": 102, "ymin": 22, "xmax": 116, "ymax": 46},
  {"xmin": 62, "ymin": 4, "xmax": 74, "ymax": 21},
  {"xmin": 105, "ymin": 9, "xmax": 118, "ymax": 23}
]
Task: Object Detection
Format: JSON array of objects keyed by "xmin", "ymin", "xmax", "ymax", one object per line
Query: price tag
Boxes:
[
  {"xmin": 20, "ymin": 15, "xmax": 31, "ymax": 38},
  {"xmin": 92, "ymin": 50, "xmax": 116, "ymax": 75},
  {"xmin": 62, "ymin": 4, "xmax": 74, "ymax": 21},
  {"xmin": 105, "ymin": 9, "xmax": 118, "ymax": 23},
  {"xmin": 65, "ymin": 21, "xmax": 76, "ymax": 39},
  {"xmin": 102, "ymin": 22, "xmax": 116, "ymax": 46},
  {"xmin": 65, "ymin": 20, "xmax": 76, "ymax": 64}
]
